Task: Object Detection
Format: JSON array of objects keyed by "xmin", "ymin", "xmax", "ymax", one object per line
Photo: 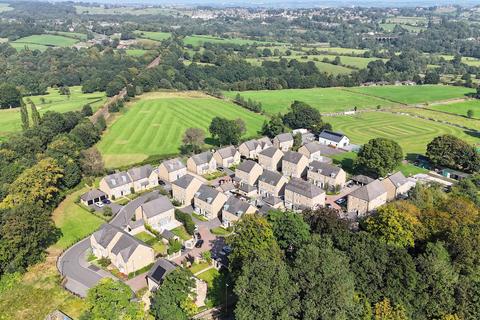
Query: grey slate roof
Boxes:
[
  {"xmin": 93, "ymin": 224, "xmax": 148, "ymax": 261},
  {"xmin": 216, "ymin": 146, "xmax": 238, "ymax": 159},
  {"xmin": 140, "ymin": 195, "xmax": 174, "ymax": 219},
  {"xmin": 103, "ymin": 172, "xmax": 132, "ymax": 188},
  {"xmin": 319, "ymin": 130, "xmax": 346, "ymax": 143},
  {"xmin": 161, "ymin": 158, "xmax": 185, "ymax": 173},
  {"xmin": 147, "ymin": 259, "xmax": 176, "ymax": 285},
  {"xmin": 308, "ymin": 161, "xmax": 342, "ymax": 178},
  {"xmin": 172, "ymin": 174, "xmax": 198, "ymax": 189},
  {"xmin": 257, "ymin": 137, "xmax": 272, "ymax": 149},
  {"xmin": 286, "ymin": 177, "xmax": 324, "ymax": 198},
  {"xmin": 259, "ymin": 146, "xmax": 282, "ymax": 158},
  {"xmin": 283, "ymin": 151, "xmax": 306, "ymax": 165},
  {"xmin": 258, "ymin": 170, "xmax": 284, "ymax": 186},
  {"xmin": 93, "ymin": 224, "xmax": 118, "ymax": 248},
  {"xmin": 128, "ymin": 164, "xmax": 154, "ymax": 182},
  {"xmin": 349, "ymin": 179, "xmax": 386, "ymax": 201},
  {"xmin": 387, "ymin": 171, "xmax": 408, "ymax": 188},
  {"xmin": 195, "ymin": 185, "xmax": 221, "ymax": 203},
  {"xmin": 352, "ymin": 175, "xmax": 374, "ymax": 185},
  {"xmin": 242, "ymin": 139, "xmax": 260, "ymax": 151},
  {"xmin": 302, "ymin": 142, "xmax": 322, "ymax": 154},
  {"xmin": 80, "ymin": 189, "xmax": 106, "ymax": 202},
  {"xmin": 239, "ymin": 182, "xmax": 256, "ymax": 193},
  {"xmin": 223, "ymin": 197, "xmax": 252, "ymax": 217},
  {"xmin": 191, "ymin": 151, "xmax": 213, "ymax": 165},
  {"xmin": 264, "ymin": 195, "xmax": 283, "ymax": 206},
  {"xmin": 236, "ymin": 160, "xmax": 259, "ymax": 174},
  {"xmin": 274, "ymin": 132, "xmax": 293, "ymax": 143},
  {"xmin": 218, "ymin": 182, "xmax": 235, "ymax": 193}
]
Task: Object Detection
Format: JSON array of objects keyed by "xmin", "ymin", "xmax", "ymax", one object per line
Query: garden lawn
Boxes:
[
  {"xmin": 171, "ymin": 226, "xmax": 191, "ymax": 241},
  {"xmin": 0, "ymin": 86, "xmax": 106, "ymax": 139},
  {"xmin": 326, "ymin": 111, "xmax": 480, "ymax": 155},
  {"xmin": 224, "ymin": 87, "xmax": 396, "ymax": 114},
  {"xmin": 97, "ymin": 92, "xmax": 266, "ymax": 168},
  {"xmin": 13, "ymin": 34, "xmax": 78, "ymax": 47},
  {"xmin": 429, "ymin": 99, "xmax": 480, "ymax": 118},
  {"xmin": 345, "ymin": 85, "xmax": 476, "ymax": 105},
  {"xmin": 134, "ymin": 231, "xmax": 166, "ymax": 255}
]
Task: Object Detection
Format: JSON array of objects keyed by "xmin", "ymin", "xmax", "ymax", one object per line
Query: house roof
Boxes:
[
  {"xmin": 258, "ymin": 170, "xmax": 285, "ymax": 186},
  {"xmin": 386, "ymin": 171, "xmax": 408, "ymax": 188},
  {"xmin": 216, "ymin": 146, "xmax": 238, "ymax": 159},
  {"xmin": 257, "ymin": 136, "xmax": 272, "ymax": 148},
  {"xmin": 223, "ymin": 197, "xmax": 252, "ymax": 217},
  {"xmin": 161, "ymin": 229, "xmax": 176, "ymax": 240},
  {"xmin": 236, "ymin": 160, "xmax": 260, "ymax": 174},
  {"xmin": 274, "ymin": 132, "xmax": 293, "ymax": 143},
  {"xmin": 285, "ymin": 177, "xmax": 325, "ymax": 198},
  {"xmin": 191, "ymin": 151, "xmax": 213, "ymax": 165},
  {"xmin": 318, "ymin": 130, "xmax": 346, "ymax": 143},
  {"xmin": 308, "ymin": 161, "xmax": 342, "ymax": 178},
  {"xmin": 128, "ymin": 164, "xmax": 154, "ymax": 182},
  {"xmin": 93, "ymin": 224, "xmax": 148, "ymax": 261},
  {"xmin": 218, "ymin": 182, "xmax": 235, "ymax": 193},
  {"xmin": 241, "ymin": 139, "xmax": 260, "ymax": 151},
  {"xmin": 140, "ymin": 196, "xmax": 174, "ymax": 219},
  {"xmin": 172, "ymin": 174, "xmax": 200, "ymax": 190},
  {"xmin": 259, "ymin": 146, "xmax": 282, "ymax": 158},
  {"xmin": 103, "ymin": 172, "xmax": 132, "ymax": 189},
  {"xmin": 349, "ymin": 179, "xmax": 386, "ymax": 201},
  {"xmin": 239, "ymin": 182, "xmax": 256, "ymax": 193},
  {"xmin": 302, "ymin": 142, "xmax": 322, "ymax": 154},
  {"xmin": 161, "ymin": 158, "xmax": 185, "ymax": 173},
  {"xmin": 80, "ymin": 189, "xmax": 106, "ymax": 202},
  {"xmin": 264, "ymin": 195, "xmax": 283, "ymax": 206},
  {"xmin": 195, "ymin": 185, "xmax": 221, "ymax": 203},
  {"xmin": 283, "ymin": 151, "xmax": 306, "ymax": 165},
  {"xmin": 147, "ymin": 259, "xmax": 176, "ymax": 285},
  {"xmin": 352, "ymin": 175, "xmax": 374, "ymax": 185},
  {"xmin": 92, "ymin": 223, "xmax": 118, "ymax": 248}
]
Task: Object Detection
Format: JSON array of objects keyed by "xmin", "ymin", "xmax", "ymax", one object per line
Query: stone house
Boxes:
[
  {"xmin": 307, "ymin": 161, "xmax": 347, "ymax": 190},
  {"xmin": 284, "ymin": 177, "xmax": 326, "ymax": 210},
  {"xmin": 257, "ymin": 136, "xmax": 273, "ymax": 150},
  {"xmin": 158, "ymin": 158, "xmax": 187, "ymax": 182},
  {"xmin": 187, "ymin": 151, "xmax": 217, "ymax": 175},
  {"xmin": 382, "ymin": 171, "xmax": 415, "ymax": 201},
  {"xmin": 128, "ymin": 164, "xmax": 159, "ymax": 193},
  {"xmin": 238, "ymin": 139, "xmax": 262, "ymax": 159},
  {"xmin": 134, "ymin": 196, "xmax": 180, "ymax": 232},
  {"xmin": 282, "ymin": 151, "xmax": 309, "ymax": 178},
  {"xmin": 273, "ymin": 133, "xmax": 294, "ymax": 151},
  {"xmin": 258, "ymin": 147, "xmax": 284, "ymax": 171},
  {"xmin": 99, "ymin": 172, "xmax": 133, "ymax": 199},
  {"xmin": 258, "ymin": 169, "xmax": 288, "ymax": 198},
  {"xmin": 221, "ymin": 197, "xmax": 256, "ymax": 227},
  {"xmin": 146, "ymin": 259, "xmax": 177, "ymax": 292},
  {"xmin": 171, "ymin": 174, "xmax": 203, "ymax": 205},
  {"xmin": 193, "ymin": 185, "xmax": 228, "ymax": 220},
  {"xmin": 235, "ymin": 160, "xmax": 263, "ymax": 186},
  {"xmin": 298, "ymin": 142, "xmax": 323, "ymax": 162},
  {"xmin": 80, "ymin": 189, "xmax": 107, "ymax": 206},
  {"xmin": 347, "ymin": 179, "xmax": 387, "ymax": 216},
  {"xmin": 213, "ymin": 146, "xmax": 241, "ymax": 168}
]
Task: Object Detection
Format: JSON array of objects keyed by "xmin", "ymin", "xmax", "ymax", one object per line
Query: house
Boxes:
[
  {"xmin": 91, "ymin": 224, "xmax": 155, "ymax": 275},
  {"xmin": 318, "ymin": 130, "xmax": 350, "ymax": 148},
  {"xmin": 134, "ymin": 196, "xmax": 180, "ymax": 232},
  {"xmin": 235, "ymin": 160, "xmax": 263, "ymax": 186},
  {"xmin": 238, "ymin": 139, "xmax": 262, "ymax": 159},
  {"xmin": 222, "ymin": 197, "xmax": 256, "ymax": 227},
  {"xmin": 293, "ymin": 128, "xmax": 315, "ymax": 144},
  {"xmin": 352, "ymin": 174, "xmax": 375, "ymax": 186},
  {"xmin": 382, "ymin": 171, "xmax": 415, "ymax": 201},
  {"xmin": 347, "ymin": 180, "xmax": 387, "ymax": 216},
  {"xmin": 258, "ymin": 170, "xmax": 288, "ymax": 198},
  {"xmin": 171, "ymin": 174, "xmax": 203, "ymax": 205},
  {"xmin": 441, "ymin": 168, "xmax": 471, "ymax": 181},
  {"xmin": 282, "ymin": 151, "xmax": 309, "ymax": 178},
  {"xmin": 146, "ymin": 259, "xmax": 177, "ymax": 291},
  {"xmin": 237, "ymin": 181, "xmax": 258, "ymax": 198},
  {"xmin": 257, "ymin": 136, "xmax": 273, "ymax": 150},
  {"xmin": 284, "ymin": 177, "xmax": 326, "ymax": 210},
  {"xmin": 193, "ymin": 185, "xmax": 228, "ymax": 220},
  {"xmin": 258, "ymin": 147, "xmax": 284, "ymax": 171},
  {"xmin": 273, "ymin": 133, "xmax": 294, "ymax": 151},
  {"xmin": 307, "ymin": 161, "xmax": 347, "ymax": 190},
  {"xmin": 298, "ymin": 142, "xmax": 323, "ymax": 162},
  {"xmin": 213, "ymin": 146, "xmax": 241, "ymax": 168},
  {"xmin": 128, "ymin": 164, "xmax": 159, "ymax": 192},
  {"xmin": 99, "ymin": 172, "xmax": 133, "ymax": 199},
  {"xmin": 158, "ymin": 158, "xmax": 187, "ymax": 182},
  {"xmin": 187, "ymin": 151, "xmax": 216, "ymax": 175},
  {"xmin": 80, "ymin": 189, "xmax": 107, "ymax": 206}
]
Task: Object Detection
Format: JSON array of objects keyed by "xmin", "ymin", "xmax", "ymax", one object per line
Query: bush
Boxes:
[
  {"xmin": 103, "ymin": 207, "xmax": 113, "ymax": 217},
  {"xmin": 175, "ymin": 210, "xmax": 196, "ymax": 235},
  {"xmin": 98, "ymin": 257, "xmax": 111, "ymax": 267},
  {"xmin": 171, "ymin": 199, "xmax": 182, "ymax": 207},
  {"xmin": 167, "ymin": 239, "xmax": 182, "ymax": 255}
]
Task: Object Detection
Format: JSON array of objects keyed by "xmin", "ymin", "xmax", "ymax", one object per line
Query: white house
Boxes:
[{"xmin": 318, "ymin": 130, "xmax": 350, "ymax": 148}]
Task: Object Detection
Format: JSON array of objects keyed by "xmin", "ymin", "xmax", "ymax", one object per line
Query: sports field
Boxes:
[
  {"xmin": 392, "ymin": 107, "xmax": 480, "ymax": 130},
  {"xmin": 12, "ymin": 34, "xmax": 78, "ymax": 50},
  {"xmin": 429, "ymin": 99, "xmax": 480, "ymax": 118},
  {"xmin": 0, "ymin": 86, "xmax": 106, "ymax": 139},
  {"xmin": 224, "ymin": 87, "xmax": 398, "ymax": 114},
  {"xmin": 97, "ymin": 92, "xmax": 266, "ymax": 168},
  {"xmin": 326, "ymin": 112, "xmax": 479, "ymax": 154}
]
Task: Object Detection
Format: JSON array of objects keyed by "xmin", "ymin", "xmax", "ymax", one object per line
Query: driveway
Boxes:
[
  {"xmin": 325, "ymin": 183, "xmax": 360, "ymax": 211},
  {"xmin": 110, "ymin": 191, "xmax": 159, "ymax": 228}
]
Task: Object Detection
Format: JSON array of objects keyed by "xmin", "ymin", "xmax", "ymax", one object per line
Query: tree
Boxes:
[
  {"xmin": 105, "ymin": 78, "xmax": 125, "ymax": 97},
  {"xmin": 234, "ymin": 254, "xmax": 299, "ymax": 320},
  {"xmin": 374, "ymin": 298, "xmax": 408, "ymax": 320},
  {"xmin": 261, "ymin": 114, "xmax": 285, "ymax": 138},
  {"xmin": 150, "ymin": 268, "xmax": 196, "ymax": 320},
  {"xmin": 467, "ymin": 109, "xmax": 474, "ymax": 118},
  {"xmin": 267, "ymin": 210, "xmax": 310, "ymax": 257},
  {"xmin": 292, "ymin": 236, "xmax": 357, "ymax": 320},
  {"xmin": 282, "ymin": 101, "xmax": 326, "ymax": 134},
  {"xmin": 80, "ymin": 147, "xmax": 104, "ymax": 176},
  {"xmin": 95, "ymin": 115, "xmax": 107, "ymax": 132},
  {"xmin": 426, "ymin": 135, "xmax": 480, "ymax": 173},
  {"xmin": 209, "ymin": 117, "xmax": 245, "ymax": 146},
  {"xmin": 354, "ymin": 138, "xmax": 403, "ymax": 178},
  {"xmin": 181, "ymin": 127, "xmax": 205, "ymax": 154},
  {"xmin": 424, "ymin": 70, "xmax": 440, "ymax": 84},
  {"xmin": 29, "ymin": 100, "xmax": 41, "ymax": 126},
  {"xmin": 19, "ymin": 101, "xmax": 29, "ymax": 131},
  {"xmin": 126, "ymin": 84, "xmax": 136, "ymax": 97},
  {"xmin": 0, "ymin": 83, "xmax": 22, "ymax": 109},
  {"xmin": 70, "ymin": 120, "xmax": 100, "ymax": 148},
  {"xmin": 292, "ymin": 133, "xmax": 302, "ymax": 151},
  {"xmin": 82, "ymin": 278, "xmax": 143, "ymax": 320},
  {"xmin": 81, "ymin": 104, "xmax": 93, "ymax": 117}
]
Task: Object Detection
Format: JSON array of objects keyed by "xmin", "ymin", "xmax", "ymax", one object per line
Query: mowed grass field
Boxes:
[
  {"xmin": 134, "ymin": 30, "xmax": 171, "ymax": 41},
  {"xmin": 224, "ymin": 87, "xmax": 398, "ymax": 114},
  {"xmin": 326, "ymin": 112, "xmax": 479, "ymax": 154},
  {"xmin": 393, "ymin": 107, "xmax": 480, "ymax": 130},
  {"xmin": 0, "ymin": 86, "xmax": 106, "ymax": 139},
  {"xmin": 97, "ymin": 92, "xmax": 266, "ymax": 168},
  {"xmin": 11, "ymin": 34, "xmax": 79, "ymax": 51},
  {"xmin": 429, "ymin": 99, "xmax": 480, "ymax": 118},
  {"xmin": 345, "ymin": 85, "xmax": 476, "ymax": 104}
]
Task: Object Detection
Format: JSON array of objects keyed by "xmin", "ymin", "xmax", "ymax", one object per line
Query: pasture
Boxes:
[
  {"xmin": 9, "ymin": 42, "xmax": 50, "ymax": 51},
  {"xmin": 224, "ymin": 87, "xmax": 397, "ymax": 114},
  {"xmin": 12, "ymin": 34, "xmax": 78, "ymax": 50},
  {"xmin": 0, "ymin": 86, "xmax": 106, "ymax": 139},
  {"xmin": 429, "ymin": 99, "xmax": 480, "ymax": 118},
  {"xmin": 134, "ymin": 30, "xmax": 171, "ymax": 41},
  {"xmin": 97, "ymin": 92, "xmax": 266, "ymax": 168},
  {"xmin": 183, "ymin": 34, "xmax": 282, "ymax": 47},
  {"xmin": 246, "ymin": 57, "xmax": 353, "ymax": 75},
  {"xmin": 326, "ymin": 112, "xmax": 479, "ymax": 155}
]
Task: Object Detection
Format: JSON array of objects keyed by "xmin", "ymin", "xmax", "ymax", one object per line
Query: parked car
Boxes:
[
  {"xmin": 195, "ymin": 240, "xmax": 204, "ymax": 248},
  {"xmin": 102, "ymin": 198, "xmax": 111, "ymax": 204},
  {"xmin": 335, "ymin": 198, "xmax": 346, "ymax": 205},
  {"xmin": 222, "ymin": 245, "xmax": 232, "ymax": 255},
  {"xmin": 95, "ymin": 201, "xmax": 104, "ymax": 208}
]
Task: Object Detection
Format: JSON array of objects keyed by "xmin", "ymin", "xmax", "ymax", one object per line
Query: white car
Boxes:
[{"xmin": 95, "ymin": 201, "xmax": 104, "ymax": 208}]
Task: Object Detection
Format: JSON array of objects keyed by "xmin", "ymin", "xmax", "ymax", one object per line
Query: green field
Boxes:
[
  {"xmin": 394, "ymin": 107, "xmax": 480, "ymax": 129},
  {"xmin": 97, "ymin": 92, "xmax": 266, "ymax": 168},
  {"xmin": 12, "ymin": 34, "xmax": 78, "ymax": 49},
  {"xmin": 379, "ymin": 23, "xmax": 425, "ymax": 33},
  {"xmin": 48, "ymin": 31, "xmax": 88, "ymax": 41},
  {"xmin": 345, "ymin": 85, "xmax": 476, "ymax": 104},
  {"xmin": 76, "ymin": 5, "xmax": 177, "ymax": 15},
  {"xmin": 326, "ymin": 112, "xmax": 479, "ymax": 155},
  {"xmin": 9, "ymin": 42, "xmax": 50, "ymax": 51},
  {"xmin": 429, "ymin": 99, "xmax": 480, "ymax": 118},
  {"xmin": 0, "ymin": 86, "xmax": 106, "ymax": 139},
  {"xmin": 135, "ymin": 30, "xmax": 171, "ymax": 41},
  {"xmin": 183, "ymin": 34, "xmax": 281, "ymax": 46},
  {"xmin": 224, "ymin": 87, "xmax": 397, "ymax": 114},
  {"xmin": 246, "ymin": 57, "xmax": 353, "ymax": 75},
  {"xmin": 316, "ymin": 47, "xmax": 368, "ymax": 55}
]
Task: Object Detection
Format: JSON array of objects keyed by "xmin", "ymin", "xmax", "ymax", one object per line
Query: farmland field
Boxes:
[
  {"xmin": 246, "ymin": 57, "xmax": 354, "ymax": 75},
  {"xmin": 429, "ymin": 99, "xmax": 480, "ymax": 118},
  {"xmin": 12, "ymin": 34, "xmax": 78, "ymax": 48},
  {"xmin": 97, "ymin": 92, "xmax": 266, "ymax": 168},
  {"xmin": 0, "ymin": 86, "xmax": 106, "ymax": 139},
  {"xmin": 391, "ymin": 107, "xmax": 480, "ymax": 130},
  {"xmin": 379, "ymin": 23, "xmax": 425, "ymax": 33},
  {"xmin": 224, "ymin": 87, "xmax": 397, "ymax": 114},
  {"xmin": 316, "ymin": 47, "xmax": 367, "ymax": 55},
  {"xmin": 183, "ymin": 34, "xmax": 283, "ymax": 46},
  {"xmin": 345, "ymin": 85, "xmax": 476, "ymax": 104},
  {"xmin": 134, "ymin": 30, "xmax": 171, "ymax": 41},
  {"xmin": 326, "ymin": 112, "xmax": 479, "ymax": 154},
  {"xmin": 48, "ymin": 31, "xmax": 88, "ymax": 40},
  {"xmin": 9, "ymin": 42, "xmax": 50, "ymax": 51}
]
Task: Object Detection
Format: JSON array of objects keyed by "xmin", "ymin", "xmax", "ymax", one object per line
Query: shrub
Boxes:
[
  {"xmin": 167, "ymin": 239, "xmax": 182, "ymax": 255},
  {"xmin": 103, "ymin": 207, "xmax": 113, "ymax": 217},
  {"xmin": 175, "ymin": 210, "xmax": 196, "ymax": 235},
  {"xmin": 98, "ymin": 257, "xmax": 111, "ymax": 267},
  {"xmin": 171, "ymin": 199, "xmax": 182, "ymax": 207}
]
